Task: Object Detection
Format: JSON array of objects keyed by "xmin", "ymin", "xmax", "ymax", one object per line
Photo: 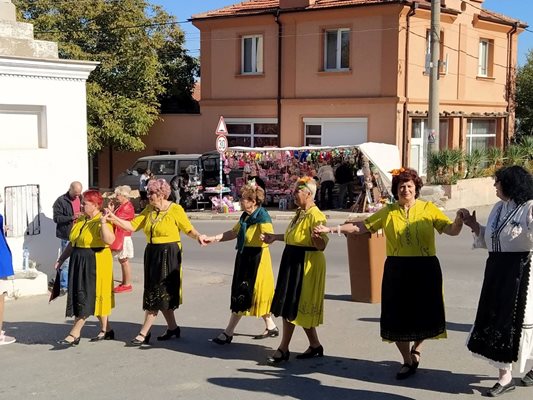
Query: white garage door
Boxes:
[{"xmin": 304, "ymin": 118, "xmax": 367, "ymax": 146}]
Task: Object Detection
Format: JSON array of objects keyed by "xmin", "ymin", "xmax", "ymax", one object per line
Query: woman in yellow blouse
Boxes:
[
  {"xmin": 106, "ymin": 179, "xmax": 207, "ymax": 345},
  {"xmin": 315, "ymin": 168, "xmax": 463, "ymax": 379},
  {"xmin": 55, "ymin": 190, "xmax": 116, "ymax": 346},
  {"xmin": 262, "ymin": 177, "xmax": 328, "ymax": 364},
  {"xmin": 204, "ymin": 180, "xmax": 278, "ymax": 344}
]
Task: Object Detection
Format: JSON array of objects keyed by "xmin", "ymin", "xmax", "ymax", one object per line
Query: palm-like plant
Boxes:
[
  {"xmin": 484, "ymin": 147, "xmax": 504, "ymax": 175},
  {"xmin": 464, "ymin": 149, "xmax": 486, "ymax": 178},
  {"xmin": 504, "ymin": 145, "xmax": 526, "ymax": 167}
]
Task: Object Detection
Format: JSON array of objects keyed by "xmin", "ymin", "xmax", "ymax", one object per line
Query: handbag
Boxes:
[{"xmin": 109, "ymin": 226, "xmax": 126, "ymax": 252}]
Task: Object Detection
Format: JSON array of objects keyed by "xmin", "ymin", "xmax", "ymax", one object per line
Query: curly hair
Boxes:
[
  {"xmin": 495, "ymin": 165, "xmax": 533, "ymax": 204},
  {"xmin": 241, "ymin": 184, "xmax": 265, "ymax": 205},
  {"xmin": 391, "ymin": 168, "xmax": 423, "ymax": 200},
  {"xmin": 83, "ymin": 190, "xmax": 103, "ymax": 208},
  {"xmin": 147, "ymin": 179, "xmax": 171, "ymax": 199}
]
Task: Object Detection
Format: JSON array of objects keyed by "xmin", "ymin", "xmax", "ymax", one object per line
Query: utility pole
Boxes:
[{"xmin": 427, "ymin": 0, "xmax": 440, "ymax": 180}]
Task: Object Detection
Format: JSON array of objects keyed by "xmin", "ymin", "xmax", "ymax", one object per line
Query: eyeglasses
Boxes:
[{"xmin": 148, "ymin": 191, "xmax": 158, "ymax": 196}]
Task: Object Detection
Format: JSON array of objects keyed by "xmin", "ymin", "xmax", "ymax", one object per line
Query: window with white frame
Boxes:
[
  {"xmin": 324, "ymin": 28, "xmax": 350, "ymax": 71},
  {"xmin": 303, "ymin": 118, "xmax": 367, "ymax": 146},
  {"xmin": 226, "ymin": 119, "xmax": 278, "ymax": 147},
  {"xmin": 466, "ymin": 119, "xmax": 496, "ymax": 154},
  {"xmin": 241, "ymin": 35, "xmax": 263, "ymax": 74},
  {"xmin": 478, "ymin": 39, "xmax": 493, "ymax": 77}
]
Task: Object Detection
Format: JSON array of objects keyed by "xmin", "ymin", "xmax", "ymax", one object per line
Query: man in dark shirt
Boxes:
[
  {"xmin": 334, "ymin": 162, "xmax": 355, "ymax": 209},
  {"xmin": 52, "ymin": 181, "xmax": 82, "ymax": 294}
]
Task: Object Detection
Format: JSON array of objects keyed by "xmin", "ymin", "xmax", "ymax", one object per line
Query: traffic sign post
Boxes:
[
  {"xmin": 214, "ymin": 116, "xmax": 228, "ymax": 209},
  {"xmin": 215, "ymin": 116, "xmax": 228, "ymax": 135},
  {"xmin": 216, "ymin": 135, "xmax": 228, "ymax": 153}
]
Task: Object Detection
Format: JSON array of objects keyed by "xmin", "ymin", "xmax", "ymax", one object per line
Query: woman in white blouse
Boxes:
[{"xmin": 460, "ymin": 165, "xmax": 533, "ymax": 397}]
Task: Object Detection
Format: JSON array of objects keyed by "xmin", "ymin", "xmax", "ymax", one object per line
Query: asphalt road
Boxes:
[{"xmin": 2, "ymin": 205, "xmax": 531, "ymax": 400}]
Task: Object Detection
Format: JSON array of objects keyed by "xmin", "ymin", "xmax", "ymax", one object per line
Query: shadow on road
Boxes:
[{"xmin": 209, "ymin": 356, "xmax": 489, "ymax": 397}]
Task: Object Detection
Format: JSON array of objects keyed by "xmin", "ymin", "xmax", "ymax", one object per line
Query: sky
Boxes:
[{"xmin": 154, "ymin": 0, "xmax": 533, "ymax": 66}]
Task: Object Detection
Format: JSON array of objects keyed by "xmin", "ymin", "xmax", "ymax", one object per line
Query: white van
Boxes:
[{"xmin": 114, "ymin": 154, "xmax": 201, "ymax": 190}]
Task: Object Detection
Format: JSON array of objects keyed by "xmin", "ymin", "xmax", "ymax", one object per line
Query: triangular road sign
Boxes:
[{"xmin": 215, "ymin": 116, "xmax": 228, "ymax": 135}]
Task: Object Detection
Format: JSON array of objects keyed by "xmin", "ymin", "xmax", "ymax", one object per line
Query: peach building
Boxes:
[{"xmin": 97, "ymin": 0, "xmax": 526, "ymax": 187}]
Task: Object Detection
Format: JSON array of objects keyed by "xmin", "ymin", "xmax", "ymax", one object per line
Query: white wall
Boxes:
[{"xmin": 0, "ymin": 56, "xmax": 96, "ymax": 274}]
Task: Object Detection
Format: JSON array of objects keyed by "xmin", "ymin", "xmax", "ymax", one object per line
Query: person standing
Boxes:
[
  {"xmin": 55, "ymin": 190, "xmax": 116, "ymax": 345},
  {"xmin": 460, "ymin": 165, "xmax": 533, "ymax": 397},
  {"xmin": 204, "ymin": 180, "xmax": 278, "ymax": 345},
  {"xmin": 334, "ymin": 161, "xmax": 354, "ymax": 209},
  {"xmin": 0, "ymin": 194, "xmax": 15, "ymax": 345},
  {"xmin": 105, "ymin": 179, "xmax": 207, "ymax": 345},
  {"xmin": 261, "ymin": 177, "xmax": 328, "ymax": 364},
  {"xmin": 139, "ymin": 169, "xmax": 150, "ymax": 209},
  {"xmin": 109, "ymin": 186, "xmax": 135, "ymax": 294},
  {"xmin": 315, "ymin": 168, "xmax": 463, "ymax": 379},
  {"xmin": 52, "ymin": 181, "xmax": 82, "ymax": 295},
  {"xmin": 317, "ymin": 161, "xmax": 335, "ymax": 210}
]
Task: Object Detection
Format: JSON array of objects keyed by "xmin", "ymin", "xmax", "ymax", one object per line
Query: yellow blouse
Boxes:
[
  {"xmin": 69, "ymin": 213, "xmax": 112, "ymax": 248},
  {"xmin": 232, "ymin": 220, "xmax": 273, "ymax": 247},
  {"xmin": 285, "ymin": 206, "xmax": 329, "ymax": 247},
  {"xmin": 364, "ymin": 200, "xmax": 451, "ymax": 257},
  {"xmin": 131, "ymin": 203, "xmax": 193, "ymax": 244}
]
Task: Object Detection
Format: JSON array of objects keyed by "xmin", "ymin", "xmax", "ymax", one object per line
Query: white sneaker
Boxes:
[{"xmin": 0, "ymin": 330, "xmax": 16, "ymax": 345}]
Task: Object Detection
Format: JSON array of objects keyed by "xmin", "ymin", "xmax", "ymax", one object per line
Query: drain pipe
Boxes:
[
  {"xmin": 275, "ymin": 9, "xmax": 282, "ymax": 147},
  {"xmin": 402, "ymin": 1, "xmax": 417, "ymax": 166},
  {"xmin": 504, "ymin": 22, "xmax": 518, "ymax": 146}
]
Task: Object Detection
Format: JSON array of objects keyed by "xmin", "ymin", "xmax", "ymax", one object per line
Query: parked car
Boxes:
[{"xmin": 114, "ymin": 154, "xmax": 201, "ymax": 190}]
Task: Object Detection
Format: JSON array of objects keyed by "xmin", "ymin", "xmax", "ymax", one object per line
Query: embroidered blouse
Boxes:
[
  {"xmin": 131, "ymin": 203, "xmax": 193, "ymax": 244},
  {"xmin": 473, "ymin": 199, "xmax": 533, "ymax": 252},
  {"xmin": 364, "ymin": 200, "xmax": 452, "ymax": 257}
]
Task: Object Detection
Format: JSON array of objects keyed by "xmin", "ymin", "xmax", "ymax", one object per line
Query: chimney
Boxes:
[
  {"xmin": 0, "ymin": 0, "xmax": 16, "ymax": 22},
  {"xmin": 279, "ymin": 0, "xmax": 317, "ymax": 10}
]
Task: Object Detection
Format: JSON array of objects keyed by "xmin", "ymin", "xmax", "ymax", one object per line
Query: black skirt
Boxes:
[
  {"xmin": 381, "ymin": 256, "xmax": 446, "ymax": 342},
  {"xmin": 66, "ymin": 247, "xmax": 102, "ymax": 318},
  {"xmin": 271, "ymin": 245, "xmax": 317, "ymax": 321},
  {"xmin": 467, "ymin": 251, "xmax": 531, "ymax": 363},
  {"xmin": 230, "ymin": 247, "xmax": 263, "ymax": 313},
  {"xmin": 143, "ymin": 242, "xmax": 182, "ymax": 311}
]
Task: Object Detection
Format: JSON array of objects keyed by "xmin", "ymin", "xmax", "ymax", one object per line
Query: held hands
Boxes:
[
  {"xmin": 313, "ymin": 224, "xmax": 330, "ymax": 235},
  {"xmin": 260, "ymin": 233, "xmax": 276, "ymax": 244},
  {"xmin": 202, "ymin": 235, "xmax": 220, "ymax": 245},
  {"xmin": 197, "ymin": 234, "xmax": 209, "ymax": 246},
  {"xmin": 458, "ymin": 208, "xmax": 478, "ymax": 231}
]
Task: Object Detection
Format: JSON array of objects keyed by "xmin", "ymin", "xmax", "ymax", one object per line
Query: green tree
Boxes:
[
  {"xmin": 515, "ymin": 49, "xmax": 533, "ymax": 139},
  {"xmin": 14, "ymin": 0, "xmax": 199, "ymax": 153}
]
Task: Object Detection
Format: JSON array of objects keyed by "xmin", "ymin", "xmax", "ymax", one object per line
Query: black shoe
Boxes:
[
  {"xmin": 89, "ymin": 330, "xmax": 115, "ymax": 342},
  {"xmin": 212, "ymin": 332, "xmax": 233, "ymax": 345},
  {"xmin": 267, "ymin": 348, "xmax": 290, "ymax": 364},
  {"xmin": 396, "ymin": 363, "xmax": 416, "ymax": 380},
  {"xmin": 296, "ymin": 345, "xmax": 324, "ymax": 359},
  {"xmin": 157, "ymin": 326, "xmax": 180, "ymax": 341},
  {"xmin": 521, "ymin": 369, "xmax": 533, "ymax": 387},
  {"xmin": 57, "ymin": 334, "xmax": 80, "ymax": 346},
  {"xmin": 253, "ymin": 327, "xmax": 279, "ymax": 340},
  {"xmin": 130, "ymin": 332, "xmax": 151, "ymax": 346},
  {"xmin": 486, "ymin": 381, "xmax": 516, "ymax": 397},
  {"xmin": 59, "ymin": 288, "xmax": 68, "ymax": 297}
]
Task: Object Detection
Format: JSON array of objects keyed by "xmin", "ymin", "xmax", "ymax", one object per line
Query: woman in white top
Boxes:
[{"xmin": 460, "ymin": 165, "xmax": 533, "ymax": 397}]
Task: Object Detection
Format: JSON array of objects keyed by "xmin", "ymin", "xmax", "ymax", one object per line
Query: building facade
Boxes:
[
  {"xmin": 0, "ymin": 0, "xmax": 96, "ymax": 289},
  {"xmin": 99, "ymin": 0, "xmax": 525, "ymax": 187}
]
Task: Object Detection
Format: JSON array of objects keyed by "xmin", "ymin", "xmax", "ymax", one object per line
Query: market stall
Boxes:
[{"xmin": 189, "ymin": 143, "xmax": 400, "ymax": 213}]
